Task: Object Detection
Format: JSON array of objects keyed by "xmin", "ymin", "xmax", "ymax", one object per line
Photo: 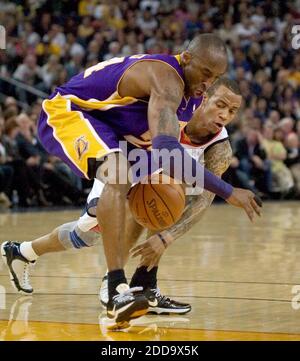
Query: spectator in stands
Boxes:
[
  {"xmin": 0, "ymin": 125, "xmax": 13, "ymax": 208},
  {"xmin": 13, "ymin": 55, "xmax": 41, "ymax": 86},
  {"xmin": 268, "ymin": 110, "xmax": 281, "ymax": 126},
  {"xmin": 136, "ymin": 7, "xmax": 158, "ymax": 35},
  {"xmin": 0, "ymin": 0, "xmax": 299, "ymax": 203},
  {"xmin": 2, "ymin": 118, "xmax": 38, "ymax": 207},
  {"xmin": 15, "ymin": 113, "xmax": 85, "ymax": 206},
  {"xmin": 38, "ymin": 55, "xmax": 63, "ymax": 92},
  {"xmin": 262, "ymin": 122, "xmax": 294, "ymax": 196},
  {"xmin": 235, "ymin": 16, "xmax": 258, "ymax": 48},
  {"xmin": 218, "ymin": 15, "xmax": 239, "ymax": 45},
  {"xmin": 285, "ymin": 132, "xmax": 300, "ymax": 197},
  {"xmin": 78, "ymin": 16, "xmax": 95, "ymax": 46},
  {"xmin": 13, "ymin": 54, "xmax": 42, "ymax": 103},
  {"xmin": 103, "ymin": 41, "xmax": 122, "ymax": 61},
  {"xmin": 230, "ymin": 127, "xmax": 271, "ymax": 196},
  {"xmin": 279, "ymin": 117, "xmax": 297, "ymax": 144}
]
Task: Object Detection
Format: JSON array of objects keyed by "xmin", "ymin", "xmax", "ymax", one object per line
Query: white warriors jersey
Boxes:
[{"xmin": 77, "ymin": 126, "xmax": 229, "ymax": 233}]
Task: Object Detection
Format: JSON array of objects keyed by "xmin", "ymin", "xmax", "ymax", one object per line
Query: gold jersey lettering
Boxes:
[{"xmin": 84, "ymin": 57, "xmax": 125, "ymax": 78}]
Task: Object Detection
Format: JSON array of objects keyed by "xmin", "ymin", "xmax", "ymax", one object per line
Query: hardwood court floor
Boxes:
[{"xmin": 1, "ymin": 202, "xmax": 300, "ymax": 341}]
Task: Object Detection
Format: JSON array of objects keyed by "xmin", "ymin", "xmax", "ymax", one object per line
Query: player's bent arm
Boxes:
[
  {"xmin": 147, "ymin": 65, "xmax": 233, "ymax": 198},
  {"xmin": 132, "ymin": 140, "xmax": 232, "ymax": 266},
  {"xmin": 204, "ymin": 140, "xmax": 233, "ymax": 177},
  {"xmin": 161, "ymin": 140, "xmax": 232, "ymax": 244},
  {"xmin": 120, "ymin": 61, "xmax": 234, "ymax": 199},
  {"xmin": 147, "ymin": 63, "xmax": 184, "ymax": 138},
  {"xmin": 119, "ymin": 61, "xmax": 184, "ymax": 139}
]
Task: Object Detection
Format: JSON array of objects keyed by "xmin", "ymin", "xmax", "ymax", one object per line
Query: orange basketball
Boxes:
[{"xmin": 128, "ymin": 174, "xmax": 186, "ymax": 231}]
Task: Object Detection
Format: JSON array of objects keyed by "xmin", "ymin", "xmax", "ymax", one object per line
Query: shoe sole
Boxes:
[
  {"xmin": 107, "ymin": 297, "xmax": 149, "ymax": 330},
  {"xmin": 101, "ymin": 299, "xmax": 192, "ymax": 315},
  {"xmin": 105, "ymin": 308, "xmax": 148, "ymax": 331},
  {"xmin": 147, "ymin": 307, "xmax": 192, "ymax": 315},
  {"xmin": 1, "ymin": 242, "xmax": 33, "ymax": 295}
]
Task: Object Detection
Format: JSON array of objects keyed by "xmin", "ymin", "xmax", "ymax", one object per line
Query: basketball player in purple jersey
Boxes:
[
  {"xmin": 2, "ymin": 34, "xmax": 261, "ymax": 328},
  {"xmin": 1, "ymin": 77, "xmax": 246, "ymax": 320}
]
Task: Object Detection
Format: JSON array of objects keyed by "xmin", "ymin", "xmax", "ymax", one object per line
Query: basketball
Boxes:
[{"xmin": 128, "ymin": 174, "xmax": 186, "ymax": 231}]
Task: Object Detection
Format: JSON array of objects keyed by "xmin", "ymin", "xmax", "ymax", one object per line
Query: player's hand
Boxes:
[
  {"xmin": 226, "ymin": 188, "xmax": 262, "ymax": 222},
  {"xmin": 130, "ymin": 233, "xmax": 169, "ymax": 271}
]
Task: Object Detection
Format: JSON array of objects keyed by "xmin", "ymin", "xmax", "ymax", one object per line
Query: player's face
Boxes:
[
  {"xmin": 201, "ymin": 85, "xmax": 242, "ymax": 133},
  {"xmin": 182, "ymin": 51, "xmax": 227, "ymax": 98}
]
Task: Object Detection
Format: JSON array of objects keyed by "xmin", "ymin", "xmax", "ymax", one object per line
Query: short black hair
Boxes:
[
  {"xmin": 187, "ymin": 33, "xmax": 227, "ymax": 58},
  {"xmin": 206, "ymin": 77, "xmax": 241, "ymax": 98}
]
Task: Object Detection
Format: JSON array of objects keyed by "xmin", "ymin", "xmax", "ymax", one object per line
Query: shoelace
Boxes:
[
  {"xmin": 152, "ymin": 288, "xmax": 171, "ymax": 303},
  {"xmin": 113, "ymin": 286, "xmax": 143, "ymax": 303},
  {"xmin": 22, "ymin": 262, "xmax": 32, "ymax": 288}
]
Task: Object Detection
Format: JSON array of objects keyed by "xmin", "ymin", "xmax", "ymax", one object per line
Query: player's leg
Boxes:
[
  {"xmin": 99, "ymin": 210, "xmax": 191, "ymax": 314},
  {"xmin": 96, "ymin": 167, "xmax": 191, "ymax": 314},
  {"xmin": 99, "ymin": 208, "xmax": 144, "ymax": 306},
  {"xmin": 0, "ymin": 229, "xmax": 60, "ymax": 295},
  {"xmin": 130, "ymin": 262, "xmax": 192, "ymax": 315},
  {"xmin": 113, "ymin": 180, "xmax": 192, "ymax": 314},
  {"xmin": 96, "ymin": 153, "xmax": 148, "ymax": 328},
  {"xmin": 38, "ymin": 99, "xmax": 148, "ymax": 327},
  {"xmin": 124, "ymin": 202, "xmax": 145, "ymax": 261},
  {"xmin": 129, "ymin": 229, "xmax": 191, "ymax": 314},
  {"xmin": 1, "ymin": 221, "xmax": 100, "ymax": 294},
  {"xmin": 0, "ymin": 175, "xmax": 104, "ymax": 295}
]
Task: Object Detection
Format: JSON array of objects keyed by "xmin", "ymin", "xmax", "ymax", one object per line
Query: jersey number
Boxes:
[{"xmin": 84, "ymin": 57, "xmax": 125, "ymax": 78}]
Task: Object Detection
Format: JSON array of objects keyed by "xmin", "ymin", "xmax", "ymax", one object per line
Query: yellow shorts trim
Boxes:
[
  {"xmin": 42, "ymin": 93, "xmax": 119, "ymax": 178},
  {"xmin": 62, "ymin": 92, "xmax": 137, "ymax": 110}
]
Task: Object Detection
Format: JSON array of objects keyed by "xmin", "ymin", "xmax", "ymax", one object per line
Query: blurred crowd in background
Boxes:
[{"xmin": 0, "ymin": 0, "xmax": 300, "ymax": 208}]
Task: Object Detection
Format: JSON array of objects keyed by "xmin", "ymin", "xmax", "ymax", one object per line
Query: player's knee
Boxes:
[
  {"xmin": 69, "ymin": 226, "xmax": 100, "ymax": 249},
  {"xmin": 57, "ymin": 222, "xmax": 100, "ymax": 249}
]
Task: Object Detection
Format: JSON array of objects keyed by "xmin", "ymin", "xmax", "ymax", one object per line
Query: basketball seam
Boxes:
[
  {"xmin": 158, "ymin": 174, "xmax": 185, "ymax": 203},
  {"xmin": 149, "ymin": 184, "xmax": 175, "ymax": 223},
  {"xmin": 171, "ymin": 184, "xmax": 186, "ymax": 203},
  {"xmin": 142, "ymin": 184, "xmax": 156, "ymax": 229}
]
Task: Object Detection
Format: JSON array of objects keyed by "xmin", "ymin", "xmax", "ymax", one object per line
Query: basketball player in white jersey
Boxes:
[{"xmin": 1, "ymin": 78, "xmax": 259, "ymax": 322}]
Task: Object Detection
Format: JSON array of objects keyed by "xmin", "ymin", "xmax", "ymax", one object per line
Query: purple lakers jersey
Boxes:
[{"xmin": 55, "ymin": 54, "xmax": 202, "ymax": 140}]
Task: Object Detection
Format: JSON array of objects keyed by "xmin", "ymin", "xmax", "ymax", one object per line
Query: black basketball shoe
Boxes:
[
  {"xmin": 106, "ymin": 283, "xmax": 149, "ymax": 330},
  {"xmin": 100, "ymin": 276, "xmax": 191, "ymax": 315},
  {"xmin": 145, "ymin": 288, "xmax": 192, "ymax": 315},
  {"xmin": 1, "ymin": 241, "xmax": 34, "ymax": 294}
]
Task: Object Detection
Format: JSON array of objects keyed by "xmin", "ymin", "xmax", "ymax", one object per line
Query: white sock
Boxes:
[{"xmin": 20, "ymin": 242, "xmax": 39, "ymax": 262}]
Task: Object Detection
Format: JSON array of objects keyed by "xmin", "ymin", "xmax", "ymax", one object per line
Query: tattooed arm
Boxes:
[
  {"xmin": 131, "ymin": 139, "xmax": 233, "ymax": 268},
  {"xmin": 147, "ymin": 63, "xmax": 183, "ymax": 138},
  {"xmin": 163, "ymin": 140, "xmax": 233, "ymax": 242},
  {"xmin": 120, "ymin": 60, "xmax": 184, "ymax": 137}
]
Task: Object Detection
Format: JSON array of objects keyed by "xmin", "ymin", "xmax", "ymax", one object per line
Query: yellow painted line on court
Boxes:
[{"xmin": 1, "ymin": 320, "xmax": 300, "ymax": 341}]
